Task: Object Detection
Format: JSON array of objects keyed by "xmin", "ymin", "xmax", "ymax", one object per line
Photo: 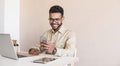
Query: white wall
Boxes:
[
  {"xmin": 20, "ymin": 0, "xmax": 120, "ymax": 66},
  {"xmin": 0, "ymin": 0, "xmax": 4, "ymax": 32},
  {"xmin": 4, "ymin": 0, "xmax": 20, "ymax": 41},
  {"xmin": 0, "ymin": 0, "xmax": 20, "ymax": 41}
]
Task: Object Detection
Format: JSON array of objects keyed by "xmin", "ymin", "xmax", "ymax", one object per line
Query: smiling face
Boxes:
[{"xmin": 49, "ymin": 13, "xmax": 64, "ymax": 30}]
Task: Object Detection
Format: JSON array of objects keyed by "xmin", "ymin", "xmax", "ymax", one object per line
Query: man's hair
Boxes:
[{"xmin": 49, "ymin": 5, "xmax": 64, "ymax": 17}]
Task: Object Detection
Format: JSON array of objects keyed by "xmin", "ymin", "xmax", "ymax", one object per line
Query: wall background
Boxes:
[
  {"xmin": 0, "ymin": 0, "xmax": 19, "ymax": 41},
  {"xmin": 20, "ymin": 0, "xmax": 120, "ymax": 66},
  {"xmin": 0, "ymin": 0, "xmax": 4, "ymax": 32}
]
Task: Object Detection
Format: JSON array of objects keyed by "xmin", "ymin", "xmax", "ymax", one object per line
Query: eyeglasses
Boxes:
[{"xmin": 48, "ymin": 18, "xmax": 61, "ymax": 22}]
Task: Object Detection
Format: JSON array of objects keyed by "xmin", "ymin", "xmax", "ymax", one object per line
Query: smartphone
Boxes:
[
  {"xmin": 40, "ymin": 36, "xmax": 47, "ymax": 42},
  {"xmin": 33, "ymin": 57, "xmax": 57, "ymax": 64},
  {"xmin": 40, "ymin": 36, "xmax": 47, "ymax": 51}
]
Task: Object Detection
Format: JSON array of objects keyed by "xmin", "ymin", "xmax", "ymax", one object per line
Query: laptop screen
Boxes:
[{"xmin": 0, "ymin": 34, "xmax": 18, "ymax": 60}]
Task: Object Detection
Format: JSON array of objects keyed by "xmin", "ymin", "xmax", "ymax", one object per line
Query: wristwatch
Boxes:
[{"xmin": 52, "ymin": 48, "xmax": 57, "ymax": 55}]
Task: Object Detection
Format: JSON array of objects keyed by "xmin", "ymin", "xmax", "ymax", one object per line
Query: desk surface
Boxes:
[{"xmin": 0, "ymin": 54, "xmax": 78, "ymax": 66}]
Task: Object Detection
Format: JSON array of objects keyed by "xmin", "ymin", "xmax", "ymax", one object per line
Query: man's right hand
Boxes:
[
  {"xmin": 28, "ymin": 48, "xmax": 41, "ymax": 55},
  {"xmin": 40, "ymin": 40, "xmax": 56, "ymax": 54}
]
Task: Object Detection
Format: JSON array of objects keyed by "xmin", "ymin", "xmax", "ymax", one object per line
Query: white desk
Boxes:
[{"xmin": 0, "ymin": 54, "xmax": 78, "ymax": 66}]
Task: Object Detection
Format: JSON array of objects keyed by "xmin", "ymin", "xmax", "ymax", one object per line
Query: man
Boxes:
[{"xmin": 29, "ymin": 5, "xmax": 76, "ymax": 57}]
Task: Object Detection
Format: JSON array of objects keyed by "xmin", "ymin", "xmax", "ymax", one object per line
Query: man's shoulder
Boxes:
[
  {"xmin": 47, "ymin": 29, "xmax": 53, "ymax": 32},
  {"xmin": 65, "ymin": 29, "xmax": 75, "ymax": 33},
  {"xmin": 43, "ymin": 29, "xmax": 52, "ymax": 34}
]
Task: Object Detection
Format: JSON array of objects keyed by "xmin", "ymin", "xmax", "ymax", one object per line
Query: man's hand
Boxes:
[
  {"xmin": 40, "ymin": 40, "xmax": 55, "ymax": 54},
  {"xmin": 29, "ymin": 48, "xmax": 41, "ymax": 55}
]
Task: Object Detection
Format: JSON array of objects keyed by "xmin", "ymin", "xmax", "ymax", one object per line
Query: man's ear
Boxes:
[{"xmin": 62, "ymin": 16, "xmax": 64, "ymax": 21}]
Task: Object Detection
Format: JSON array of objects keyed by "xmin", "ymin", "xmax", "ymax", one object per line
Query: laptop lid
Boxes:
[{"xmin": 0, "ymin": 34, "xmax": 18, "ymax": 60}]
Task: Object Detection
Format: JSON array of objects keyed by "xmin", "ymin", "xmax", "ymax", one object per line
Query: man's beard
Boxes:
[{"xmin": 51, "ymin": 23, "xmax": 62, "ymax": 32}]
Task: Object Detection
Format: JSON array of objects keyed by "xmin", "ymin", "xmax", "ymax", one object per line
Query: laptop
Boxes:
[{"xmin": 0, "ymin": 33, "xmax": 29, "ymax": 60}]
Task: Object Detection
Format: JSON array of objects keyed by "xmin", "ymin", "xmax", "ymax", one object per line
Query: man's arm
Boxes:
[{"xmin": 55, "ymin": 31, "xmax": 76, "ymax": 57}]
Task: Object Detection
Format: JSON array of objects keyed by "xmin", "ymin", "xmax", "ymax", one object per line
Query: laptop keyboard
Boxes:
[{"xmin": 17, "ymin": 54, "xmax": 27, "ymax": 58}]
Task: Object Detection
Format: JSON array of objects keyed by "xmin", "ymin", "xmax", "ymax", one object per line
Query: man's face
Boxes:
[{"xmin": 49, "ymin": 13, "xmax": 63, "ymax": 30}]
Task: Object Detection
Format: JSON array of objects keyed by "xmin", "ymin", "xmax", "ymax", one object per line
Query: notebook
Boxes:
[{"xmin": 0, "ymin": 33, "xmax": 29, "ymax": 60}]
